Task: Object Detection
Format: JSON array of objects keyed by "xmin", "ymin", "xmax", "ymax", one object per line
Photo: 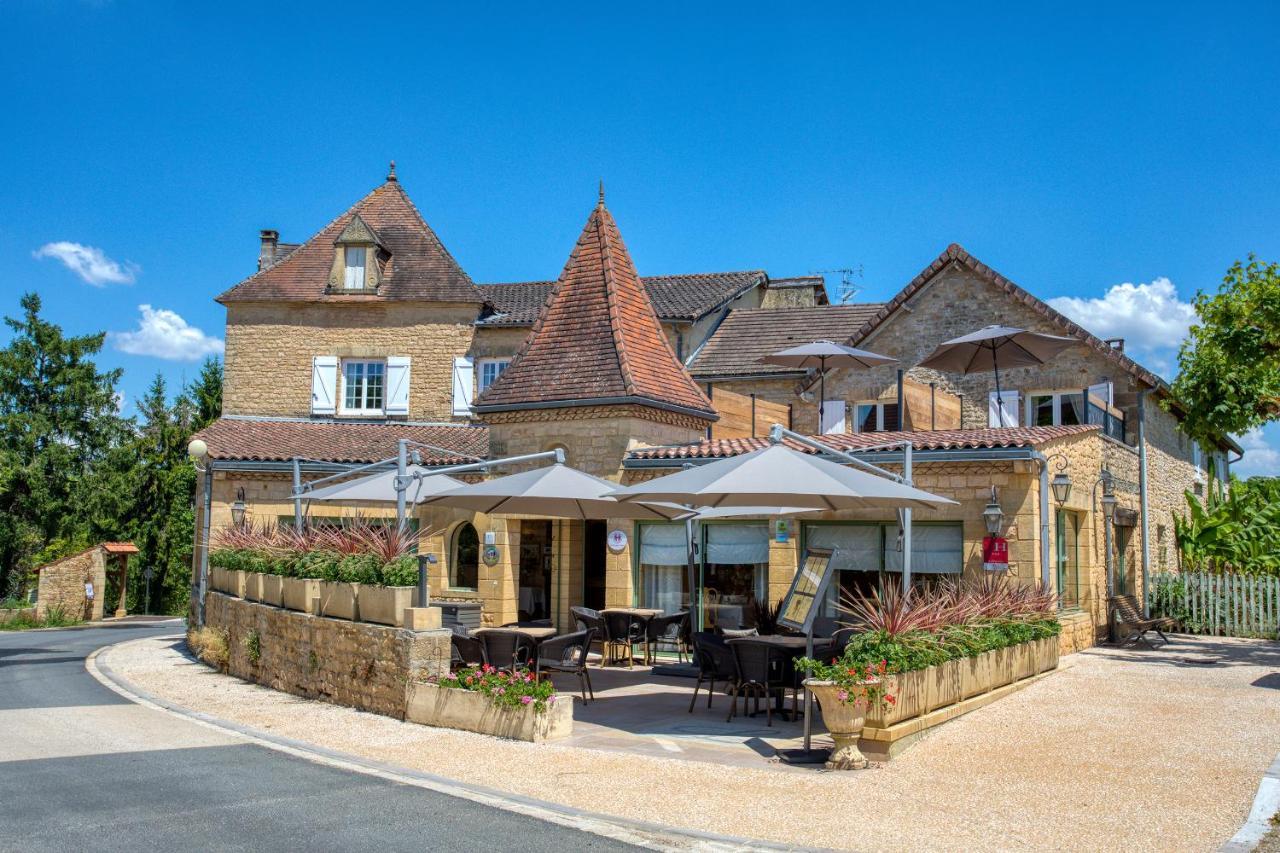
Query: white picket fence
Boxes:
[{"xmin": 1149, "ymin": 572, "xmax": 1280, "ymax": 639}]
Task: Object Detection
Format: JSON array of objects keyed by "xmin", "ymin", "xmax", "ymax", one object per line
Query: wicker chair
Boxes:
[
  {"xmin": 688, "ymin": 631, "xmax": 737, "ymax": 712},
  {"xmin": 646, "ymin": 611, "xmax": 690, "ymax": 664},
  {"xmin": 479, "ymin": 629, "xmax": 535, "ymax": 672},
  {"xmin": 726, "ymin": 639, "xmax": 790, "ymax": 726},
  {"xmin": 500, "ymin": 619, "xmax": 553, "ymax": 629},
  {"xmin": 536, "ymin": 628, "xmax": 596, "ymax": 703},
  {"xmin": 570, "ymin": 606, "xmax": 607, "ymax": 666},
  {"xmin": 450, "ymin": 632, "xmax": 487, "ymax": 670},
  {"xmin": 603, "ymin": 611, "xmax": 646, "ymax": 669}
]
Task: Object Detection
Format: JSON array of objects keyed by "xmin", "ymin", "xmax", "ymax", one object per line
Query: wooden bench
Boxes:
[{"xmin": 1110, "ymin": 594, "xmax": 1175, "ymax": 647}]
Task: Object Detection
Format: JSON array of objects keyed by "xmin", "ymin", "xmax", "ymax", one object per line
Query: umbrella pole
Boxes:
[
  {"xmin": 990, "ymin": 343, "xmax": 1006, "ymax": 427},
  {"xmin": 819, "ymin": 356, "xmax": 826, "ymax": 434}
]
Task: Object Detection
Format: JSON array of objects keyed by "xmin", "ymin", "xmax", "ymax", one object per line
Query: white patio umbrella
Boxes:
[
  {"xmin": 609, "ymin": 443, "xmax": 956, "ymax": 511},
  {"xmin": 420, "ymin": 463, "xmax": 689, "ymax": 520},
  {"xmin": 917, "ymin": 325, "xmax": 1078, "ymax": 427},
  {"xmin": 759, "ymin": 340, "xmax": 897, "ymax": 432},
  {"xmin": 305, "ymin": 465, "xmax": 465, "ymax": 504}
]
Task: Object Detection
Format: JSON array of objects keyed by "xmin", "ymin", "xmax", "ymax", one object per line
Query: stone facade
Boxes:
[
  {"xmin": 204, "ymin": 591, "xmax": 450, "ymax": 719},
  {"xmin": 222, "ymin": 301, "xmax": 480, "ymax": 421},
  {"xmin": 36, "ymin": 546, "xmax": 107, "ymax": 621}
]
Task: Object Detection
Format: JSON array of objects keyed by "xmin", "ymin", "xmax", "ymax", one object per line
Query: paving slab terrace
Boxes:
[{"xmin": 101, "ymin": 633, "xmax": 1280, "ymax": 852}]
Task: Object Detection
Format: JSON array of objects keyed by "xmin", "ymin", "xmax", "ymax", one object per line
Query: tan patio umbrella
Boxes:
[
  {"xmin": 759, "ymin": 340, "xmax": 897, "ymax": 432},
  {"xmin": 608, "ymin": 443, "xmax": 956, "ymax": 511},
  {"xmin": 917, "ymin": 325, "xmax": 1078, "ymax": 426},
  {"xmin": 304, "ymin": 466, "xmax": 465, "ymax": 504},
  {"xmin": 420, "ymin": 463, "xmax": 689, "ymax": 520}
]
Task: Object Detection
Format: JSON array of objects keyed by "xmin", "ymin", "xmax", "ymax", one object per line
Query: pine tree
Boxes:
[{"xmin": 0, "ymin": 294, "xmax": 125, "ymax": 596}]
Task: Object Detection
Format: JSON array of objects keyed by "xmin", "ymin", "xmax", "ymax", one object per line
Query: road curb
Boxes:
[
  {"xmin": 87, "ymin": 634, "xmax": 830, "ymax": 853},
  {"xmin": 1222, "ymin": 753, "xmax": 1280, "ymax": 852}
]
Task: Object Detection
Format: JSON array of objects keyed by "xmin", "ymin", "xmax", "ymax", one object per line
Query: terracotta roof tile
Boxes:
[
  {"xmin": 192, "ymin": 418, "xmax": 490, "ymax": 465},
  {"xmin": 102, "ymin": 542, "xmax": 140, "ymax": 554},
  {"xmin": 217, "ymin": 179, "xmax": 483, "ymax": 304},
  {"xmin": 476, "ymin": 270, "xmax": 766, "ymax": 326},
  {"xmin": 473, "ymin": 200, "xmax": 716, "ymax": 419},
  {"xmin": 688, "ymin": 305, "xmax": 884, "ymax": 378},
  {"xmin": 626, "ymin": 424, "xmax": 1100, "ymax": 461}
]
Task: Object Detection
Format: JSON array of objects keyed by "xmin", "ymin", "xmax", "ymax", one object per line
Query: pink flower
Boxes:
[
  {"xmin": 520, "ymin": 695, "xmax": 533, "ymax": 705},
  {"xmin": 836, "ymin": 689, "xmax": 849, "ymax": 702}
]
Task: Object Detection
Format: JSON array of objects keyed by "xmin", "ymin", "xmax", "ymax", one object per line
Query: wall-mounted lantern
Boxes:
[
  {"xmin": 982, "ymin": 486, "xmax": 1005, "ymax": 535},
  {"xmin": 230, "ymin": 487, "xmax": 248, "ymax": 527}
]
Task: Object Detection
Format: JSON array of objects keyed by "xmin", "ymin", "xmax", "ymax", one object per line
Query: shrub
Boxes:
[
  {"xmin": 209, "ymin": 521, "xmax": 431, "ymax": 587},
  {"xmin": 188, "ymin": 626, "xmax": 230, "ymax": 671},
  {"xmin": 429, "ymin": 664, "xmax": 557, "ymax": 713},
  {"xmin": 379, "ymin": 555, "xmax": 419, "ymax": 587},
  {"xmin": 244, "ymin": 629, "xmax": 261, "ymax": 664}
]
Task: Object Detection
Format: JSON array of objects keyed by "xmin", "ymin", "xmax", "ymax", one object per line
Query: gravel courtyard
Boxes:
[{"xmin": 102, "ymin": 634, "xmax": 1280, "ymax": 852}]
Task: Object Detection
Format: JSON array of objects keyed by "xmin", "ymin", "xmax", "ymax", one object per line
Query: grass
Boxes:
[
  {"xmin": 0, "ymin": 605, "xmax": 80, "ymax": 632},
  {"xmin": 187, "ymin": 626, "xmax": 230, "ymax": 672}
]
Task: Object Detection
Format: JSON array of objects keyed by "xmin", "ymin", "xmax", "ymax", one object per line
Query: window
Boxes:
[
  {"xmin": 635, "ymin": 522, "xmax": 769, "ymax": 631},
  {"xmin": 805, "ymin": 522, "xmax": 963, "ymax": 617},
  {"xmin": 341, "ymin": 359, "xmax": 385, "ymax": 413},
  {"xmin": 450, "ymin": 523, "xmax": 479, "ymax": 590},
  {"xmin": 853, "ymin": 402, "xmax": 900, "ymax": 433},
  {"xmin": 1055, "ymin": 509, "xmax": 1081, "ymax": 609},
  {"xmin": 1026, "ymin": 391, "xmax": 1085, "ymax": 427},
  {"xmin": 478, "ymin": 358, "xmax": 510, "ymax": 392},
  {"xmin": 343, "ymin": 247, "xmax": 367, "ymax": 289}
]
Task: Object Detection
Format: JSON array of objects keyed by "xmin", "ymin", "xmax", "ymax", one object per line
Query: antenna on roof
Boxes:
[{"xmin": 811, "ymin": 266, "xmax": 864, "ymax": 304}]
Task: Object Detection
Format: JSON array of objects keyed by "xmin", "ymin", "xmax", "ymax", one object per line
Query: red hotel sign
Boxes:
[{"xmin": 982, "ymin": 536, "xmax": 1009, "ymax": 572}]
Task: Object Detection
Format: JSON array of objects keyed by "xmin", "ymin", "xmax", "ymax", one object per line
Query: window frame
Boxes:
[
  {"xmin": 1025, "ymin": 389, "xmax": 1086, "ymax": 428},
  {"xmin": 449, "ymin": 522, "xmax": 480, "ymax": 591},
  {"xmin": 477, "ymin": 357, "xmax": 511, "ymax": 393},
  {"xmin": 343, "ymin": 246, "xmax": 368, "ymax": 290},
  {"xmin": 339, "ymin": 358, "xmax": 387, "ymax": 416}
]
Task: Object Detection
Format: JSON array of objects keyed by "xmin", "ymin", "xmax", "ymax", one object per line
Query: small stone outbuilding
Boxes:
[{"xmin": 35, "ymin": 542, "xmax": 138, "ymax": 621}]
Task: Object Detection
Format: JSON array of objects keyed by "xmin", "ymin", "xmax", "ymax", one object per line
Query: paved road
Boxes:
[{"xmin": 0, "ymin": 623, "xmax": 637, "ymax": 852}]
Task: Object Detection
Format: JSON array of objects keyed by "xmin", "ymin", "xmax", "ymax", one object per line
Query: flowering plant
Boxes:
[
  {"xmin": 428, "ymin": 664, "xmax": 557, "ymax": 713},
  {"xmin": 793, "ymin": 656, "xmax": 896, "ymax": 710}
]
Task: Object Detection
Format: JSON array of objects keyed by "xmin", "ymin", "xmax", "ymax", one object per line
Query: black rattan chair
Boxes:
[
  {"xmin": 726, "ymin": 639, "xmax": 789, "ymax": 726},
  {"xmin": 829, "ymin": 627, "xmax": 857, "ymax": 660},
  {"xmin": 603, "ymin": 611, "xmax": 646, "ymax": 669},
  {"xmin": 450, "ymin": 632, "xmax": 487, "ymax": 670},
  {"xmin": 570, "ymin": 606, "xmax": 607, "ymax": 666},
  {"xmin": 646, "ymin": 611, "xmax": 690, "ymax": 664},
  {"xmin": 536, "ymin": 628, "xmax": 596, "ymax": 703},
  {"xmin": 501, "ymin": 619, "xmax": 554, "ymax": 629},
  {"xmin": 688, "ymin": 631, "xmax": 737, "ymax": 712},
  {"xmin": 479, "ymin": 629, "xmax": 535, "ymax": 672}
]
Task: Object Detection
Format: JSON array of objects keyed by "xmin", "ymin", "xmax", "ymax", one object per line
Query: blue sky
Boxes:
[{"xmin": 3, "ymin": 2, "xmax": 1279, "ymax": 474}]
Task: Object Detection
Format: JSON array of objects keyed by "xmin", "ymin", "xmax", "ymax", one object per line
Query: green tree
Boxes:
[
  {"xmin": 189, "ymin": 357, "xmax": 223, "ymax": 428},
  {"xmin": 1173, "ymin": 476, "xmax": 1280, "ymax": 576},
  {"xmin": 0, "ymin": 294, "xmax": 125, "ymax": 596},
  {"xmin": 1171, "ymin": 256, "xmax": 1280, "ymax": 444}
]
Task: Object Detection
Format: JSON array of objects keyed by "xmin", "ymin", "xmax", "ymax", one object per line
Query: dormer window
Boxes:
[
  {"xmin": 330, "ymin": 213, "xmax": 385, "ymax": 294},
  {"xmin": 344, "ymin": 247, "xmax": 367, "ymax": 290}
]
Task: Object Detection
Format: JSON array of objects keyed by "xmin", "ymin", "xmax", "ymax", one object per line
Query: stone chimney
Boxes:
[
  {"xmin": 258, "ymin": 229, "xmax": 280, "ymax": 270},
  {"xmin": 1106, "ymin": 338, "xmax": 1125, "ymax": 353}
]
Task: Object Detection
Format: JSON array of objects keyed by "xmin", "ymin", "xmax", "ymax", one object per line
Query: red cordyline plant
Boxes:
[
  {"xmin": 213, "ymin": 519, "xmax": 427, "ymax": 561},
  {"xmin": 839, "ymin": 577, "xmax": 1057, "ymax": 637}
]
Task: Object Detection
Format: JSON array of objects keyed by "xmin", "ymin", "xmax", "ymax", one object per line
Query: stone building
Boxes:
[{"xmin": 192, "ymin": 166, "xmax": 1240, "ymax": 649}]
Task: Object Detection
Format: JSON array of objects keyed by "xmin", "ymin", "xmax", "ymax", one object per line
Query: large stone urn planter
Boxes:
[
  {"xmin": 282, "ymin": 578, "xmax": 321, "ymax": 615},
  {"xmin": 404, "ymin": 682, "xmax": 572, "ymax": 743},
  {"xmin": 318, "ymin": 581, "xmax": 360, "ymax": 621},
  {"xmin": 805, "ymin": 679, "xmax": 879, "ymax": 770},
  {"xmin": 360, "ymin": 586, "xmax": 415, "ymax": 627}
]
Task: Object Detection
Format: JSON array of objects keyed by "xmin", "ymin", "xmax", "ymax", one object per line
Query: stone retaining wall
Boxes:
[
  {"xmin": 36, "ymin": 546, "xmax": 106, "ymax": 622},
  {"xmin": 204, "ymin": 592, "xmax": 451, "ymax": 719}
]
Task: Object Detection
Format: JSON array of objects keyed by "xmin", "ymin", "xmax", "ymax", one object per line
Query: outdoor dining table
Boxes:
[
  {"xmin": 726, "ymin": 634, "xmax": 835, "ymax": 719},
  {"xmin": 600, "ymin": 608, "xmax": 663, "ymax": 665},
  {"xmin": 474, "ymin": 625, "xmax": 559, "ymax": 641}
]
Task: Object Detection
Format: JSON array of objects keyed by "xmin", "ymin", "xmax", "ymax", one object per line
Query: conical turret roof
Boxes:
[{"xmin": 473, "ymin": 197, "xmax": 715, "ymax": 420}]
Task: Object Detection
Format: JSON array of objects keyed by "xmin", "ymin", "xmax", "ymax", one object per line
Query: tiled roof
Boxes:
[
  {"xmin": 217, "ymin": 177, "xmax": 483, "ymax": 304},
  {"xmin": 626, "ymin": 424, "xmax": 1101, "ymax": 461},
  {"xmin": 192, "ymin": 417, "xmax": 490, "ymax": 465},
  {"xmin": 476, "ymin": 270, "xmax": 766, "ymax": 326},
  {"xmin": 102, "ymin": 542, "xmax": 140, "ymax": 554},
  {"xmin": 767, "ymin": 276, "xmax": 825, "ymax": 289},
  {"xmin": 473, "ymin": 199, "xmax": 716, "ymax": 419},
  {"xmin": 687, "ymin": 305, "xmax": 884, "ymax": 378}
]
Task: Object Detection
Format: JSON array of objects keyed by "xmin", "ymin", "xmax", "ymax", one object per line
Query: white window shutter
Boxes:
[
  {"xmin": 385, "ymin": 356, "xmax": 410, "ymax": 415},
  {"xmin": 311, "ymin": 355, "xmax": 338, "ymax": 416},
  {"xmin": 452, "ymin": 356, "xmax": 474, "ymax": 416},
  {"xmin": 988, "ymin": 390, "xmax": 1020, "ymax": 427},
  {"xmin": 821, "ymin": 400, "xmax": 845, "ymax": 434}
]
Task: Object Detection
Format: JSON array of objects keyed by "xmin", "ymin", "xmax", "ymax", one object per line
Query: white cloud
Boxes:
[
  {"xmin": 33, "ymin": 241, "xmax": 139, "ymax": 286},
  {"xmin": 1047, "ymin": 277, "xmax": 1196, "ymax": 356},
  {"xmin": 111, "ymin": 305, "xmax": 224, "ymax": 361},
  {"xmin": 1232, "ymin": 427, "xmax": 1280, "ymax": 478}
]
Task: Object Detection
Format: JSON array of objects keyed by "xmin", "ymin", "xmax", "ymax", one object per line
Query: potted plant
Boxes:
[
  {"xmin": 407, "ymin": 664, "xmax": 571, "ymax": 742},
  {"xmin": 794, "ymin": 657, "xmax": 893, "ymax": 770},
  {"xmin": 356, "ymin": 551, "xmax": 420, "ymax": 628}
]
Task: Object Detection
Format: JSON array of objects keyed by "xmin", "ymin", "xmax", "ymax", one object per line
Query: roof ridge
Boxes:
[
  {"xmin": 597, "ymin": 206, "xmax": 640, "ymax": 398},
  {"xmin": 217, "ymin": 180, "xmax": 389, "ymax": 302}
]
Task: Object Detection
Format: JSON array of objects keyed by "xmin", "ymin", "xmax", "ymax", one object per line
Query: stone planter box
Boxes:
[
  {"xmin": 221, "ymin": 569, "xmax": 247, "ymax": 599},
  {"xmin": 867, "ymin": 638, "xmax": 1058, "ymax": 729},
  {"xmin": 282, "ymin": 578, "xmax": 322, "ymax": 615},
  {"xmin": 360, "ymin": 586, "xmax": 415, "ymax": 627},
  {"xmin": 244, "ymin": 573, "xmax": 264, "ymax": 603},
  {"xmin": 318, "ymin": 581, "xmax": 360, "ymax": 621},
  {"xmin": 405, "ymin": 682, "xmax": 572, "ymax": 743},
  {"xmin": 260, "ymin": 574, "xmax": 285, "ymax": 608}
]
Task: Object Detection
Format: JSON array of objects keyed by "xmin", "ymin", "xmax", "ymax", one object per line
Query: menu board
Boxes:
[{"xmin": 778, "ymin": 547, "xmax": 835, "ymax": 633}]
